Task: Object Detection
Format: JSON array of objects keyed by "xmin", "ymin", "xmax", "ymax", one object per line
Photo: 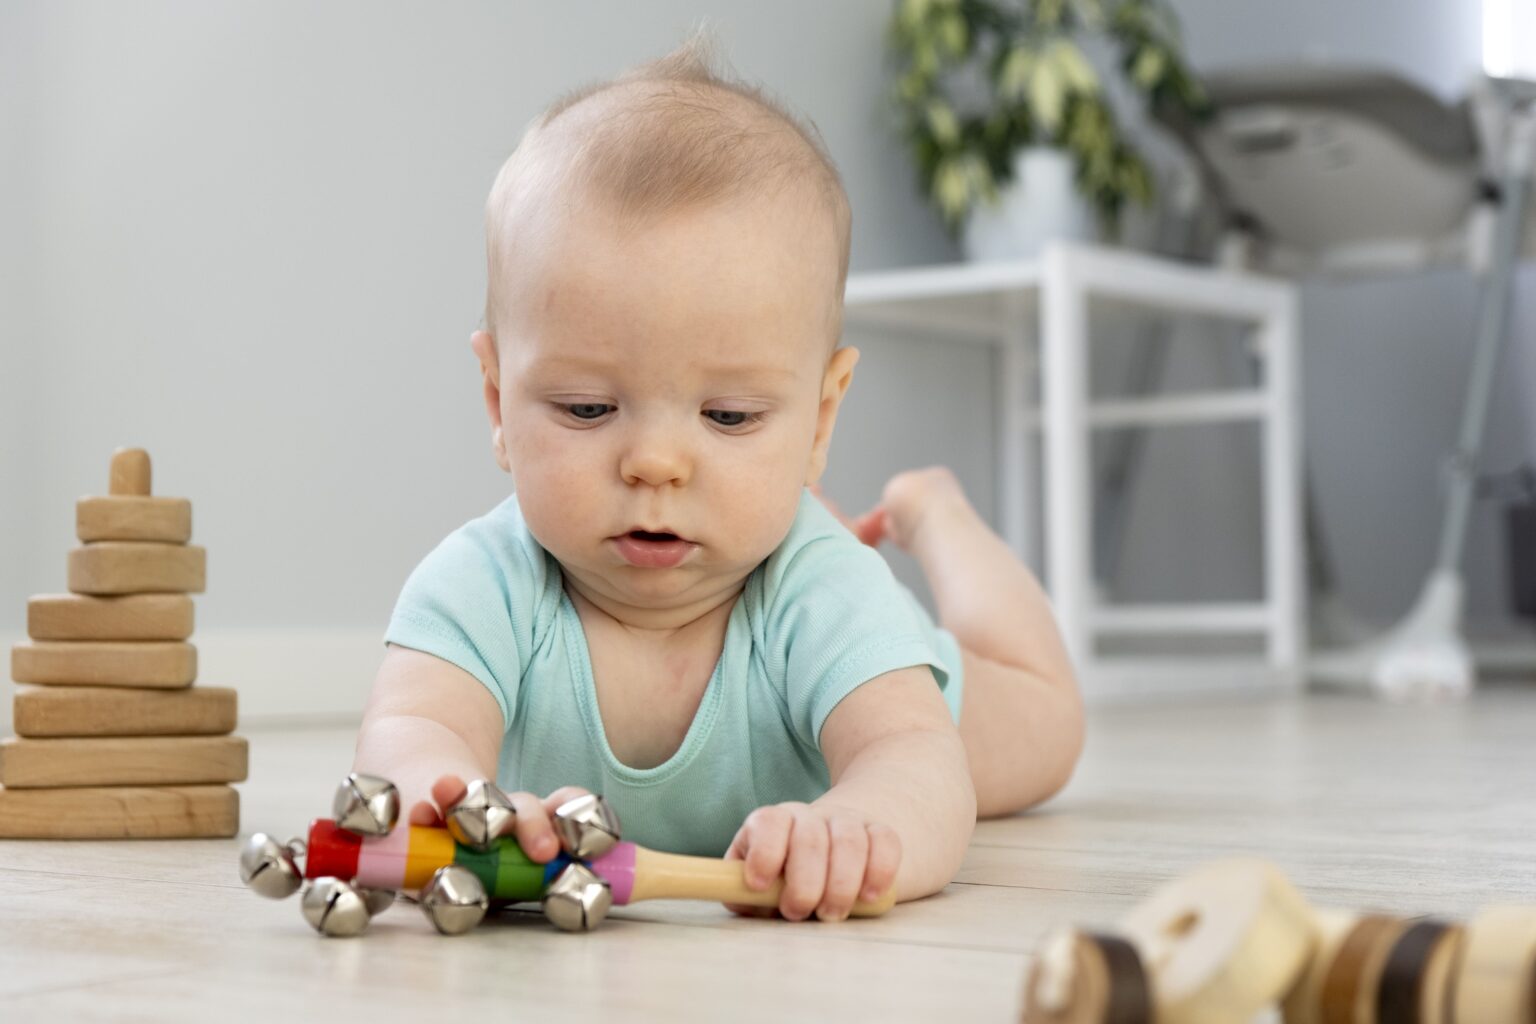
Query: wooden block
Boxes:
[
  {"xmin": 67, "ymin": 542, "xmax": 206, "ymax": 595},
  {"xmin": 77, "ymin": 496, "xmax": 192, "ymax": 543},
  {"xmin": 27, "ymin": 593, "xmax": 194, "ymax": 641},
  {"xmin": 11, "ymin": 640, "xmax": 196, "ymax": 687},
  {"xmin": 13, "ymin": 685, "xmax": 236, "ymax": 737},
  {"xmin": 0, "ymin": 784, "xmax": 238, "ymax": 838},
  {"xmin": 0, "ymin": 735, "xmax": 247, "ymax": 787}
]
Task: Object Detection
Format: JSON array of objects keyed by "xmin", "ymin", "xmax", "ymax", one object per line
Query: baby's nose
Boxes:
[{"xmin": 619, "ymin": 433, "xmax": 691, "ymax": 488}]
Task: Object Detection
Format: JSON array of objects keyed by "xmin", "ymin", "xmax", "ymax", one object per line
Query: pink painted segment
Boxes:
[
  {"xmin": 587, "ymin": 842, "xmax": 638, "ymax": 905},
  {"xmin": 354, "ymin": 823, "xmax": 411, "ymax": 889}
]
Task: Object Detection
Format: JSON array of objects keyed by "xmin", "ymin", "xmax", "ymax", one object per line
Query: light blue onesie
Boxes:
[{"xmin": 384, "ymin": 488, "xmax": 964, "ymax": 856}]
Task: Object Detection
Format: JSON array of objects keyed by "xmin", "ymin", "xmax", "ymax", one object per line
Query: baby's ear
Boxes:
[
  {"xmin": 806, "ymin": 346, "xmax": 860, "ymax": 485},
  {"xmin": 470, "ymin": 331, "xmax": 510, "ymax": 473}
]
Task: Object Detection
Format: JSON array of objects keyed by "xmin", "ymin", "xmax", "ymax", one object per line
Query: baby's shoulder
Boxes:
[
  {"xmin": 750, "ymin": 490, "xmax": 902, "ymax": 618},
  {"xmin": 407, "ymin": 493, "xmax": 563, "ymax": 625}
]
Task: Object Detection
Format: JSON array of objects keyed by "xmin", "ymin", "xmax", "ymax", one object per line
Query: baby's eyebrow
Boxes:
[{"xmin": 530, "ymin": 354, "xmax": 801, "ymax": 382}]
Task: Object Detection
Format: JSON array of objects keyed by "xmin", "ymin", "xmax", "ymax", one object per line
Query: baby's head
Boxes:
[{"xmin": 470, "ymin": 33, "xmax": 860, "ymax": 623}]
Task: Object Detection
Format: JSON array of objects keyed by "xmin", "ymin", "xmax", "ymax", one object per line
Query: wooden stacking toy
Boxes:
[
  {"xmin": 0, "ymin": 449, "xmax": 244, "ymax": 838},
  {"xmin": 1020, "ymin": 858, "xmax": 1536, "ymax": 1024}
]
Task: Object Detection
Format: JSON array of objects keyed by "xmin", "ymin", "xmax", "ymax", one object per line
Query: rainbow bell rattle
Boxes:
[{"xmin": 238, "ymin": 773, "xmax": 897, "ymax": 937}]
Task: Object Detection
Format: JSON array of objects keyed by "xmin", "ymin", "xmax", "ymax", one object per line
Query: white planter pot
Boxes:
[{"xmin": 961, "ymin": 146, "xmax": 1099, "ymax": 262}]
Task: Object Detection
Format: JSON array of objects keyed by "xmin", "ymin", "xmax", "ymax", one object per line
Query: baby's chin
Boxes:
[{"xmin": 562, "ymin": 557, "xmax": 758, "ymax": 622}]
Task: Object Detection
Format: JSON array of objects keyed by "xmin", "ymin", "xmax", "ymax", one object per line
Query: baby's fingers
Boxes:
[
  {"xmin": 860, "ymin": 823, "xmax": 902, "ymax": 905},
  {"xmin": 408, "ymin": 799, "xmax": 442, "ymax": 827},
  {"xmin": 736, "ymin": 805, "xmax": 794, "ymax": 895},
  {"xmin": 507, "ymin": 790, "xmax": 562, "ymax": 862},
  {"xmin": 430, "ymin": 775, "xmax": 468, "ymax": 815},
  {"xmin": 540, "ymin": 785, "xmax": 593, "ymax": 817},
  {"xmin": 816, "ymin": 817, "xmax": 870, "ymax": 922},
  {"xmin": 724, "ymin": 807, "xmax": 794, "ymax": 917}
]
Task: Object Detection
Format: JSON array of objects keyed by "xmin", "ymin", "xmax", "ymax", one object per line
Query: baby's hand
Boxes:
[
  {"xmin": 407, "ymin": 775, "xmax": 593, "ymax": 864},
  {"xmin": 723, "ymin": 802, "xmax": 901, "ymax": 922}
]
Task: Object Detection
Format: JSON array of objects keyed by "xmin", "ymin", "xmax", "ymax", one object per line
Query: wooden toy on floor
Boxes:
[
  {"xmin": 239, "ymin": 773, "xmax": 899, "ymax": 936},
  {"xmin": 0, "ymin": 449, "xmax": 244, "ymax": 839},
  {"xmin": 1019, "ymin": 859, "xmax": 1536, "ymax": 1024}
]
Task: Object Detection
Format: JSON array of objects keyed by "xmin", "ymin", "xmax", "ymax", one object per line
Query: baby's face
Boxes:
[{"xmin": 477, "ymin": 191, "xmax": 853, "ymax": 622}]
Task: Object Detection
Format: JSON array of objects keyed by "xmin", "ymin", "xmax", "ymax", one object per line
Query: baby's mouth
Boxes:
[
  {"xmin": 629, "ymin": 530, "xmax": 680, "ymax": 542},
  {"xmin": 613, "ymin": 529, "xmax": 696, "ymax": 569}
]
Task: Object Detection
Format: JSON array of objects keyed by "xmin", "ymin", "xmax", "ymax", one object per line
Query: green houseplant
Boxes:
[{"xmin": 888, "ymin": 0, "xmax": 1209, "ymax": 246}]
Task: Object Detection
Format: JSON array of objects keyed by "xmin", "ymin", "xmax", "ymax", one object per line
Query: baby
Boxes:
[{"xmin": 353, "ymin": 36, "xmax": 1083, "ymax": 922}]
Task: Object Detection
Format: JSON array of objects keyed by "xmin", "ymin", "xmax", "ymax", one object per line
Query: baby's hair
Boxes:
[{"xmin": 482, "ymin": 25, "xmax": 852, "ymax": 350}]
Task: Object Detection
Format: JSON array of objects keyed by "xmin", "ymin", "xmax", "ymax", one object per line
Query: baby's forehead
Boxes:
[{"xmin": 509, "ymin": 77, "xmax": 837, "ymax": 231}]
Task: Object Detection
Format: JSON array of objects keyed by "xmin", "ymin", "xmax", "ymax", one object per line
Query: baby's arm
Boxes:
[
  {"xmin": 352, "ymin": 644, "xmax": 570, "ymax": 861},
  {"xmin": 726, "ymin": 667, "xmax": 976, "ymax": 920}
]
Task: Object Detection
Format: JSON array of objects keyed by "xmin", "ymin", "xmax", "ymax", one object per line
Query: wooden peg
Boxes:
[
  {"xmin": 76, "ymin": 449, "xmax": 192, "ymax": 543},
  {"xmin": 0, "ymin": 784, "xmax": 238, "ymax": 838},
  {"xmin": 1118, "ymin": 859, "xmax": 1316, "ymax": 1024},
  {"xmin": 110, "ymin": 447, "xmax": 152, "ymax": 496},
  {"xmin": 13, "ymin": 685, "xmax": 236, "ymax": 738},
  {"xmin": 68, "ymin": 542, "xmax": 206, "ymax": 595},
  {"xmin": 27, "ymin": 593, "xmax": 194, "ymax": 642},
  {"xmin": 11, "ymin": 640, "xmax": 196, "ymax": 688},
  {"xmin": 0, "ymin": 735, "xmax": 248, "ymax": 788}
]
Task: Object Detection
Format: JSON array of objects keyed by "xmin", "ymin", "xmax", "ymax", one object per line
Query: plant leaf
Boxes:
[
  {"xmin": 1131, "ymin": 46, "xmax": 1167, "ymax": 89},
  {"xmin": 925, "ymin": 99, "xmax": 961, "ymax": 146},
  {"xmin": 996, "ymin": 45, "xmax": 1035, "ymax": 102},
  {"xmin": 1051, "ymin": 39, "xmax": 1099, "ymax": 94},
  {"xmin": 1030, "ymin": 58, "xmax": 1065, "ymax": 136}
]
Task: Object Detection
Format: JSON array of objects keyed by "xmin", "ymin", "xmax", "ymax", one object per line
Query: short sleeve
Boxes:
[
  {"xmin": 760, "ymin": 495, "xmax": 953, "ymax": 749},
  {"xmin": 383, "ymin": 496, "xmax": 549, "ymax": 730}
]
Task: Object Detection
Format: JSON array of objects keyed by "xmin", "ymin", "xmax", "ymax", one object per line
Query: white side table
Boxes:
[{"xmin": 843, "ymin": 242, "xmax": 1304, "ymax": 700}]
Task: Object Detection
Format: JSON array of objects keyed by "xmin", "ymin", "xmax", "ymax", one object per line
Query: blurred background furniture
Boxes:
[
  {"xmin": 844, "ymin": 242, "xmax": 1302, "ymax": 702},
  {"xmin": 1149, "ymin": 69, "xmax": 1536, "ymax": 697}
]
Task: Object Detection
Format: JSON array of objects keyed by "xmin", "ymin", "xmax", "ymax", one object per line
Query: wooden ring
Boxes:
[
  {"xmin": 1320, "ymin": 915, "xmax": 1406, "ymax": 1024},
  {"xmin": 1376, "ymin": 918, "xmax": 1453, "ymax": 1024},
  {"xmin": 1093, "ymin": 933, "xmax": 1153, "ymax": 1024}
]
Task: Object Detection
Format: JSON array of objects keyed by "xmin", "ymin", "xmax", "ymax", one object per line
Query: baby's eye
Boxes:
[
  {"xmin": 703, "ymin": 409, "xmax": 760, "ymax": 429},
  {"xmin": 564, "ymin": 403, "xmax": 614, "ymax": 420}
]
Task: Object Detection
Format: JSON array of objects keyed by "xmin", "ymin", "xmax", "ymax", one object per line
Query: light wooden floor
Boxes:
[{"xmin": 3, "ymin": 686, "xmax": 1533, "ymax": 1021}]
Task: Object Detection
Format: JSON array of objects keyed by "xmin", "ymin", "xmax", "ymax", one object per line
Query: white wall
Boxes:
[
  {"xmin": 2, "ymin": 2, "xmax": 1530, "ymax": 731},
  {"xmin": 0, "ymin": 1, "xmax": 966, "ymax": 726}
]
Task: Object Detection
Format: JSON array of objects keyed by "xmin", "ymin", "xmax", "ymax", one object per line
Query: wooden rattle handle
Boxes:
[{"xmin": 627, "ymin": 846, "xmax": 896, "ymax": 917}]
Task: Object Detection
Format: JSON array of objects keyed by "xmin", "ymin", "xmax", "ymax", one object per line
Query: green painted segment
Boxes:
[
  {"xmin": 449, "ymin": 835, "xmax": 549, "ymax": 900},
  {"xmin": 492, "ymin": 837, "xmax": 549, "ymax": 900},
  {"xmin": 452, "ymin": 844, "xmax": 500, "ymax": 894}
]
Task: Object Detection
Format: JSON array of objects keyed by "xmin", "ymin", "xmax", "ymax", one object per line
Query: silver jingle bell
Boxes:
[
  {"xmin": 301, "ymin": 877, "xmax": 372, "ymax": 937},
  {"xmin": 332, "ymin": 772, "xmax": 400, "ymax": 836},
  {"xmin": 419, "ymin": 865, "xmax": 489, "ymax": 935},
  {"xmin": 552, "ymin": 793, "xmax": 622, "ymax": 860},
  {"xmin": 541, "ymin": 861, "xmax": 612, "ymax": 932},
  {"xmin": 359, "ymin": 887, "xmax": 396, "ymax": 916},
  {"xmin": 444, "ymin": 779, "xmax": 517, "ymax": 852},
  {"xmin": 238, "ymin": 832, "xmax": 304, "ymax": 900}
]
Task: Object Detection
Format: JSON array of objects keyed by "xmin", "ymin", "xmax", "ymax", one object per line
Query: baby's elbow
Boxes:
[{"xmin": 1037, "ymin": 689, "xmax": 1085, "ymax": 805}]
